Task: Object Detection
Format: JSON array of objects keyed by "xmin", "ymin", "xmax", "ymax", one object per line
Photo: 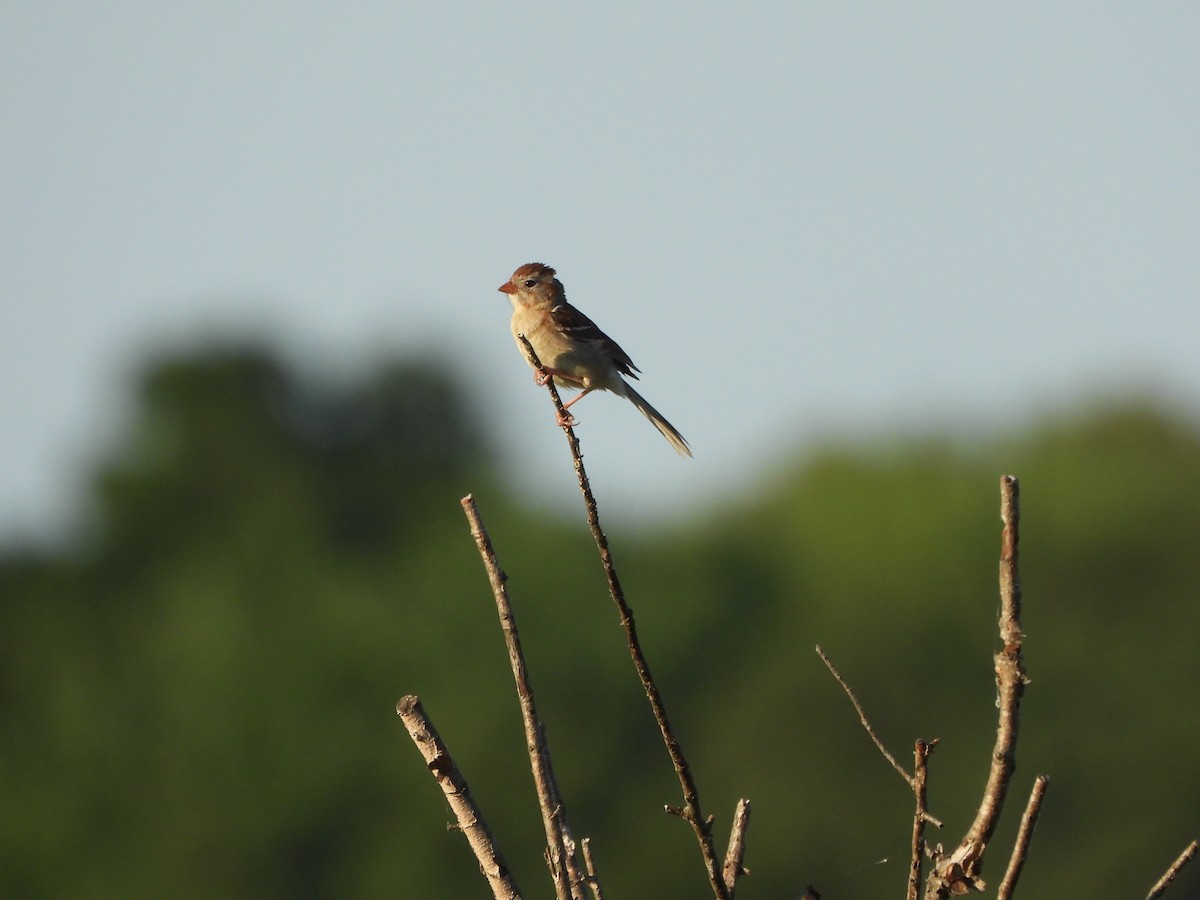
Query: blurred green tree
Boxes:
[{"xmin": 1, "ymin": 346, "xmax": 1196, "ymax": 898}]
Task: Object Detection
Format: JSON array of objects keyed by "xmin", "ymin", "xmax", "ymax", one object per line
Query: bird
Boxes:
[{"xmin": 498, "ymin": 262, "xmax": 692, "ymax": 457}]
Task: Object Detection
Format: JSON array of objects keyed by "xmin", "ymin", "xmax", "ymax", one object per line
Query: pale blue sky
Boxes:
[{"xmin": 3, "ymin": 4, "xmax": 1198, "ymax": 541}]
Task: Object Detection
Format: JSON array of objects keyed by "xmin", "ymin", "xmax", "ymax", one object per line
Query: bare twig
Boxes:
[
  {"xmin": 722, "ymin": 799, "xmax": 752, "ymax": 896},
  {"xmin": 396, "ymin": 695, "xmax": 522, "ymax": 900},
  {"xmin": 461, "ymin": 494, "xmax": 583, "ymax": 900},
  {"xmin": 816, "ymin": 644, "xmax": 914, "ymax": 785},
  {"xmin": 516, "ymin": 334, "xmax": 732, "ymax": 900},
  {"xmin": 927, "ymin": 475, "xmax": 1028, "ymax": 899},
  {"xmin": 1147, "ymin": 839, "xmax": 1199, "ymax": 899},
  {"xmin": 816, "ymin": 643, "xmax": 946, "ymax": 862},
  {"xmin": 581, "ymin": 838, "xmax": 603, "ymax": 900},
  {"xmin": 908, "ymin": 740, "xmax": 936, "ymax": 900},
  {"xmin": 996, "ymin": 775, "xmax": 1049, "ymax": 900}
]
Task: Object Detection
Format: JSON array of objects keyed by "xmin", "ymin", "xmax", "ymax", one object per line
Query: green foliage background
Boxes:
[{"xmin": 2, "ymin": 345, "xmax": 1197, "ymax": 898}]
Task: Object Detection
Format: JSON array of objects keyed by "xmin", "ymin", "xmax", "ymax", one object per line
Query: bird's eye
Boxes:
[{"xmin": 524, "ymin": 279, "xmax": 536, "ymax": 288}]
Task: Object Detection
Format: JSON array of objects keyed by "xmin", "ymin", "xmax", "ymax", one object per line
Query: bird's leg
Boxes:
[
  {"xmin": 560, "ymin": 387, "xmax": 593, "ymax": 412},
  {"xmin": 556, "ymin": 387, "xmax": 594, "ymax": 427}
]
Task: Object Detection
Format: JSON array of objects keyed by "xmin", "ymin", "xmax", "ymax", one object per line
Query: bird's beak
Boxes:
[{"xmin": 498, "ymin": 282, "xmax": 517, "ymax": 294}]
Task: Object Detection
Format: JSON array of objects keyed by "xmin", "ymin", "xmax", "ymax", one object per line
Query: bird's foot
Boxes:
[
  {"xmin": 556, "ymin": 410, "xmax": 577, "ymax": 428},
  {"xmin": 534, "ymin": 370, "xmax": 551, "ymax": 386}
]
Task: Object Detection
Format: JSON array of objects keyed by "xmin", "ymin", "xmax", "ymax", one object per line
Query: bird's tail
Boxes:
[{"xmin": 624, "ymin": 384, "xmax": 692, "ymax": 458}]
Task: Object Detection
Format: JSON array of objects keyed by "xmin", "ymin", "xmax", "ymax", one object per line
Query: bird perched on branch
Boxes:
[{"xmin": 499, "ymin": 262, "xmax": 691, "ymax": 457}]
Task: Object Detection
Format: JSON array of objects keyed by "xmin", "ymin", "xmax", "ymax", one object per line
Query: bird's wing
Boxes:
[{"xmin": 550, "ymin": 302, "xmax": 641, "ymax": 379}]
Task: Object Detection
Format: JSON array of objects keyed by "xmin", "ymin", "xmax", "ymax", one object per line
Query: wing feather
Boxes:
[{"xmin": 550, "ymin": 302, "xmax": 641, "ymax": 379}]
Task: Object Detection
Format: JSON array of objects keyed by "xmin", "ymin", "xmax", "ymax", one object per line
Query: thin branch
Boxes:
[
  {"xmin": 581, "ymin": 838, "xmax": 604, "ymax": 900},
  {"xmin": 907, "ymin": 740, "xmax": 936, "ymax": 900},
  {"xmin": 722, "ymin": 799, "xmax": 752, "ymax": 896},
  {"xmin": 997, "ymin": 775, "xmax": 1049, "ymax": 900},
  {"xmin": 461, "ymin": 494, "xmax": 583, "ymax": 900},
  {"xmin": 927, "ymin": 475, "xmax": 1028, "ymax": 899},
  {"xmin": 816, "ymin": 644, "xmax": 913, "ymax": 785},
  {"xmin": 963, "ymin": 475, "xmax": 1027, "ymax": 845},
  {"xmin": 516, "ymin": 334, "xmax": 732, "ymax": 900},
  {"xmin": 396, "ymin": 695, "xmax": 522, "ymax": 900},
  {"xmin": 1147, "ymin": 840, "xmax": 1199, "ymax": 899},
  {"xmin": 816, "ymin": 644, "xmax": 946, "ymax": 847}
]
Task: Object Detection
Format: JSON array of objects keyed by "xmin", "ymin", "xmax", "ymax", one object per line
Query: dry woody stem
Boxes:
[
  {"xmin": 908, "ymin": 740, "xmax": 935, "ymax": 900},
  {"xmin": 814, "ymin": 644, "xmax": 946, "ymax": 847},
  {"xmin": 396, "ymin": 695, "xmax": 521, "ymax": 900},
  {"xmin": 1147, "ymin": 840, "xmax": 1199, "ymax": 900},
  {"xmin": 722, "ymin": 799, "xmax": 752, "ymax": 897},
  {"xmin": 926, "ymin": 475, "xmax": 1029, "ymax": 899},
  {"xmin": 997, "ymin": 774, "xmax": 1049, "ymax": 900},
  {"xmin": 517, "ymin": 333, "xmax": 741, "ymax": 900},
  {"xmin": 581, "ymin": 838, "xmax": 603, "ymax": 900},
  {"xmin": 460, "ymin": 494, "xmax": 585, "ymax": 900},
  {"xmin": 816, "ymin": 644, "xmax": 914, "ymax": 785}
]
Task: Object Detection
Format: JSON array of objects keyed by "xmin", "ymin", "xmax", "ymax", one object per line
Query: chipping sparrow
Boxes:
[{"xmin": 499, "ymin": 262, "xmax": 691, "ymax": 457}]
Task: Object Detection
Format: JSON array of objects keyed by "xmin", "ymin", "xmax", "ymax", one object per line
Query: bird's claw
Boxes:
[
  {"xmin": 556, "ymin": 411, "xmax": 577, "ymax": 428},
  {"xmin": 534, "ymin": 370, "xmax": 551, "ymax": 386}
]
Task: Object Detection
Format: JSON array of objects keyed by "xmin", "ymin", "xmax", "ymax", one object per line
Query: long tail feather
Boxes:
[{"xmin": 624, "ymin": 384, "xmax": 692, "ymax": 458}]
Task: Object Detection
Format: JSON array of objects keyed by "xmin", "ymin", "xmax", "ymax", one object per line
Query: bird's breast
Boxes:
[{"xmin": 510, "ymin": 307, "xmax": 617, "ymax": 392}]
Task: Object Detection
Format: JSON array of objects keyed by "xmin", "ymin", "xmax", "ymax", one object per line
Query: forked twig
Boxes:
[
  {"xmin": 396, "ymin": 695, "xmax": 521, "ymax": 900},
  {"xmin": 461, "ymin": 494, "xmax": 584, "ymax": 900},
  {"xmin": 1147, "ymin": 840, "xmax": 1199, "ymax": 899},
  {"xmin": 996, "ymin": 775, "xmax": 1049, "ymax": 900},
  {"xmin": 516, "ymin": 334, "xmax": 736, "ymax": 900}
]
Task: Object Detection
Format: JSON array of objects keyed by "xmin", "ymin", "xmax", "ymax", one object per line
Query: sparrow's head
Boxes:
[{"xmin": 499, "ymin": 262, "xmax": 561, "ymax": 301}]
